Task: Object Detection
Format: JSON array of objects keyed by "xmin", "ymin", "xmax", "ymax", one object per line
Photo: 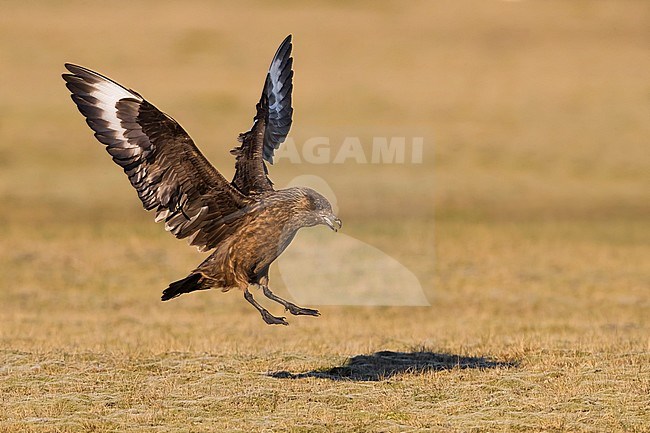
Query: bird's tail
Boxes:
[{"xmin": 161, "ymin": 273, "xmax": 209, "ymax": 301}]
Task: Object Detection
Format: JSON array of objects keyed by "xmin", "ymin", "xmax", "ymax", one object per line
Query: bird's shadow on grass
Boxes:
[{"xmin": 269, "ymin": 350, "xmax": 517, "ymax": 381}]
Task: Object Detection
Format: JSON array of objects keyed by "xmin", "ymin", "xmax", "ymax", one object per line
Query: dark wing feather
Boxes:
[
  {"xmin": 63, "ymin": 63, "xmax": 250, "ymax": 252},
  {"xmin": 263, "ymin": 34, "xmax": 294, "ymax": 162},
  {"xmin": 231, "ymin": 35, "xmax": 293, "ymax": 195}
]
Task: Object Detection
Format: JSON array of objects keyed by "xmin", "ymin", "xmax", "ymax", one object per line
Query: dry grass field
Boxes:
[{"xmin": 1, "ymin": 1, "xmax": 649, "ymax": 431}]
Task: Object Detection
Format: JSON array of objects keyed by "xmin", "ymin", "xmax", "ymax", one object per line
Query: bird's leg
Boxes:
[
  {"xmin": 243, "ymin": 288, "xmax": 288, "ymax": 326},
  {"xmin": 261, "ymin": 285, "xmax": 320, "ymax": 317}
]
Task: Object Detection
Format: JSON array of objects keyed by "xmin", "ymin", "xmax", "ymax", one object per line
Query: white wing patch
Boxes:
[{"xmin": 88, "ymin": 77, "xmax": 142, "ymax": 143}]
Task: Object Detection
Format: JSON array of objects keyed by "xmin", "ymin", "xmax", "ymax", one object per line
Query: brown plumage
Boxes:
[{"xmin": 62, "ymin": 35, "xmax": 341, "ymax": 325}]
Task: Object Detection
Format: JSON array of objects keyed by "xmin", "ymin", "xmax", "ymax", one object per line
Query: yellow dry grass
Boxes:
[{"xmin": 1, "ymin": 1, "xmax": 649, "ymax": 432}]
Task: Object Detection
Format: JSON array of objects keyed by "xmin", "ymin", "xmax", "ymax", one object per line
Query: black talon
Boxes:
[
  {"xmin": 286, "ymin": 304, "xmax": 320, "ymax": 316},
  {"xmin": 261, "ymin": 311, "xmax": 288, "ymax": 326}
]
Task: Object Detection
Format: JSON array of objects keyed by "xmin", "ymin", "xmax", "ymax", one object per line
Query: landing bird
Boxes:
[{"xmin": 62, "ymin": 35, "xmax": 341, "ymax": 325}]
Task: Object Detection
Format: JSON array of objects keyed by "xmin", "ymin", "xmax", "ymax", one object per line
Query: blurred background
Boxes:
[
  {"xmin": 2, "ymin": 0, "xmax": 647, "ymax": 222},
  {"xmin": 0, "ymin": 1, "xmax": 648, "ymax": 429},
  {"xmin": 1, "ymin": 0, "xmax": 648, "ymax": 333}
]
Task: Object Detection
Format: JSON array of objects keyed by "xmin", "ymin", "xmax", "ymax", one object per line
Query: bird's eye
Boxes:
[{"xmin": 306, "ymin": 195, "xmax": 317, "ymax": 211}]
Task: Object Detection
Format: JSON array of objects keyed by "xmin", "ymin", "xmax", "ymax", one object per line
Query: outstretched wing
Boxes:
[
  {"xmin": 63, "ymin": 63, "xmax": 250, "ymax": 251},
  {"xmin": 231, "ymin": 34, "xmax": 294, "ymax": 195}
]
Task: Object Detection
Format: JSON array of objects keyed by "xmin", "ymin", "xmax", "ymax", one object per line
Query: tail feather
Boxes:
[{"xmin": 161, "ymin": 273, "xmax": 207, "ymax": 301}]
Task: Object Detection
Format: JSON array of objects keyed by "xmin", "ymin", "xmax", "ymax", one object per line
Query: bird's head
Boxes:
[{"xmin": 300, "ymin": 188, "xmax": 342, "ymax": 232}]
